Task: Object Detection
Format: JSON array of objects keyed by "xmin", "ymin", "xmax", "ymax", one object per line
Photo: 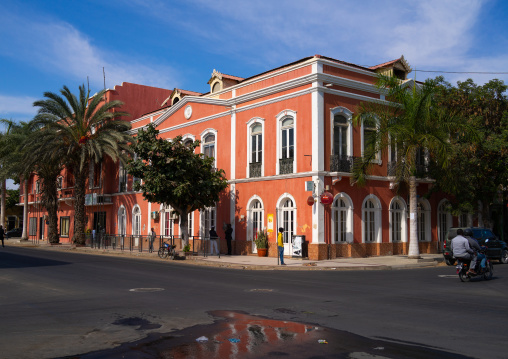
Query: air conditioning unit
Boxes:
[{"xmin": 151, "ymin": 211, "xmax": 159, "ymax": 220}]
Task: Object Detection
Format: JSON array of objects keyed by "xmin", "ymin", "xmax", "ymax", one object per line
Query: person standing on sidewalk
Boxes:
[
  {"xmin": 149, "ymin": 227, "xmax": 156, "ymax": 253},
  {"xmin": 225, "ymin": 224, "xmax": 233, "ymax": 255},
  {"xmin": 209, "ymin": 227, "xmax": 219, "ymax": 255},
  {"xmin": 277, "ymin": 227, "xmax": 285, "ymax": 265},
  {"xmin": 0, "ymin": 225, "xmax": 4, "ymax": 247}
]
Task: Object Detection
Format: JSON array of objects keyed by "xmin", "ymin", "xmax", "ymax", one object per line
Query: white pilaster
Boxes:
[{"xmin": 311, "ymin": 61, "xmax": 325, "ymax": 244}]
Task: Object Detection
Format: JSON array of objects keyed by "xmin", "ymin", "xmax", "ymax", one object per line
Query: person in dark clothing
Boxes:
[
  {"xmin": 209, "ymin": 227, "xmax": 219, "ymax": 255},
  {"xmin": 0, "ymin": 225, "xmax": 4, "ymax": 247},
  {"xmin": 225, "ymin": 224, "xmax": 233, "ymax": 255}
]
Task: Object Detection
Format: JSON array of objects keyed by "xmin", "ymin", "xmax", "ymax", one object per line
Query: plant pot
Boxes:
[{"xmin": 257, "ymin": 248, "xmax": 267, "ymax": 257}]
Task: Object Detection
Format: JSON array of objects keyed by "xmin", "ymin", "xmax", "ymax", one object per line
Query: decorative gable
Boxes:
[
  {"xmin": 370, "ymin": 55, "xmax": 412, "ymax": 81},
  {"xmin": 207, "ymin": 69, "xmax": 244, "ymax": 94}
]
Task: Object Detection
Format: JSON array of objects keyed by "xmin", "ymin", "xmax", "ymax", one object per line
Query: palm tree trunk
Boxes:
[
  {"xmin": 21, "ymin": 178, "xmax": 29, "ymax": 240},
  {"xmin": 72, "ymin": 168, "xmax": 88, "ymax": 245},
  {"xmin": 1, "ymin": 179, "xmax": 5, "ymax": 228},
  {"xmin": 408, "ymin": 176, "xmax": 421, "ymax": 259}
]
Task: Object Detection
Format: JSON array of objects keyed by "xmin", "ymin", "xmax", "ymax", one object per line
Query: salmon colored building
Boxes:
[{"xmin": 23, "ymin": 55, "xmax": 459, "ymax": 260}]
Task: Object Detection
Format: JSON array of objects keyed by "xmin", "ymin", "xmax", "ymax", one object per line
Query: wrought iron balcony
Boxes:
[
  {"xmin": 279, "ymin": 158, "xmax": 293, "ymax": 175},
  {"xmin": 330, "ymin": 154, "xmax": 354, "ymax": 173},
  {"xmin": 249, "ymin": 162, "xmax": 262, "ymax": 178},
  {"xmin": 388, "ymin": 160, "xmax": 428, "ymax": 178}
]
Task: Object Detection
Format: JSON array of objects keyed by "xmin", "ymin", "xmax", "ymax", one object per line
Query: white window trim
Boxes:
[
  {"xmin": 200, "ymin": 206, "xmax": 217, "ymax": 239},
  {"xmin": 276, "ymin": 110, "xmax": 297, "ymax": 175},
  {"xmin": 360, "ymin": 118, "xmax": 382, "ymax": 165},
  {"xmin": 330, "ymin": 106, "xmax": 353, "ymax": 157},
  {"xmin": 200, "ymin": 128, "xmax": 218, "ymax": 166},
  {"xmin": 181, "ymin": 134, "xmax": 196, "ymax": 146},
  {"xmin": 275, "ymin": 192, "xmax": 297, "ymax": 239},
  {"xmin": 131, "ymin": 205, "xmax": 141, "ymax": 237},
  {"xmin": 417, "ymin": 198, "xmax": 432, "ymax": 242},
  {"xmin": 332, "ymin": 192, "xmax": 354, "ymax": 243},
  {"xmin": 389, "ymin": 196, "xmax": 408, "ymax": 243},
  {"xmin": 361, "ymin": 194, "xmax": 382, "ymax": 243},
  {"xmin": 246, "ymin": 117, "xmax": 265, "ymax": 178},
  {"xmin": 437, "ymin": 199, "xmax": 452, "ymax": 243},
  {"xmin": 159, "ymin": 204, "xmax": 175, "ymax": 237},
  {"xmin": 246, "ymin": 195, "xmax": 265, "ymax": 242},
  {"xmin": 118, "ymin": 205, "xmax": 126, "ymax": 236}
]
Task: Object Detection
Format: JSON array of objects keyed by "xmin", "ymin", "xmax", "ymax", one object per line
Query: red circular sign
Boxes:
[
  {"xmin": 320, "ymin": 192, "xmax": 333, "ymax": 205},
  {"xmin": 307, "ymin": 196, "xmax": 315, "ymax": 206}
]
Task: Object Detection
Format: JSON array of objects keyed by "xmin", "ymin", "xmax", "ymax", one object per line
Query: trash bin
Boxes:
[{"xmin": 292, "ymin": 235, "xmax": 305, "ymax": 257}]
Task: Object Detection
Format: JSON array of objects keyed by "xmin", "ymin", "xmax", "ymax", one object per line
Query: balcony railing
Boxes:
[
  {"xmin": 279, "ymin": 158, "xmax": 293, "ymax": 175},
  {"xmin": 330, "ymin": 154, "xmax": 355, "ymax": 173},
  {"xmin": 249, "ymin": 162, "xmax": 262, "ymax": 178},
  {"xmin": 388, "ymin": 160, "xmax": 428, "ymax": 178}
]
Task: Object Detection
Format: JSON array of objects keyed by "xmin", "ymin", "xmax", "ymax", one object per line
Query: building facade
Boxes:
[{"xmin": 23, "ymin": 55, "xmax": 464, "ymax": 260}]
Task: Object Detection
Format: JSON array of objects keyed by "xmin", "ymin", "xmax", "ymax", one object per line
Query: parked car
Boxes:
[
  {"xmin": 443, "ymin": 227, "xmax": 508, "ymax": 265},
  {"xmin": 5, "ymin": 227, "xmax": 22, "ymax": 239}
]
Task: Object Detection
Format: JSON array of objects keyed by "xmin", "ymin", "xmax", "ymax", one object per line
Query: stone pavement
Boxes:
[{"xmin": 5, "ymin": 238, "xmax": 445, "ymax": 271}]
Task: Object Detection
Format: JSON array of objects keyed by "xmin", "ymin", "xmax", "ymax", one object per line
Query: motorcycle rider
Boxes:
[
  {"xmin": 463, "ymin": 228, "xmax": 486, "ymax": 271},
  {"xmin": 450, "ymin": 229, "xmax": 476, "ymax": 275}
]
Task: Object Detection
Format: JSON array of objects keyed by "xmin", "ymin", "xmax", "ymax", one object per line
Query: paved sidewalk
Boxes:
[{"xmin": 5, "ymin": 239, "xmax": 445, "ymax": 271}]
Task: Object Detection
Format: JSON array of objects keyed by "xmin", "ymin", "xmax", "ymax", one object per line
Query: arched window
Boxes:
[
  {"xmin": 212, "ymin": 82, "xmax": 221, "ymax": 93},
  {"xmin": 390, "ymin": 198, "xmax": 406, "ymax": 242},
  {"xmin": 362, "ymin": 195, "xmax": 381, "ymax": 243},
  {"xmin": 417, "ymin": 199, "xmax": 431, "ymax": 242},
  {"xmin": 280, "ymin": 198, "xmax": 296, "ymax": 250},
  {"xmin": 132, "ymin": 206, "xmax": 141, "ymax": 237},
  {"xmin": 437, "ymin": 200, "xmax": 451, "ymax": 245},
  {"xmin": 361, "ymin": 117, "xmax": 381, "ymax": 162},
  {"xmin": 118, "ymin": 207, "xmax": 126, "ymax": 236},
  {"xmin": 161, "ymin": 205, "xmax": 174, "ymax": 237},
  {"xmin": 201, "ymin": 206, "xmax": 216, "ymax": 238},
  {"xmin": 333, "ymin": 115, "xmax": 348, "ymax": 157},
  {"xmin": 332, "ymin": 194, "xmax": 353, "ymax": 243},
  {"xmin": 201, "ymin": 131, "xmax": 217, "ymax": 167},
  {"xmin": 277, "ymin": 110, "xmax": 296, "ymax": 175},
  {"xmin": 248, "ymin": 198, "xmax": 264, "ymax": 253},
  {"xmin": 250, "ymin": 123, "xmax": 263, "ymax": 177}
]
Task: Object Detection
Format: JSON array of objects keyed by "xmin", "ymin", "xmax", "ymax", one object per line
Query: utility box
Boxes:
[{"xmin": 292, "ymin": 235, "xmax": 306, "ymax": 258}]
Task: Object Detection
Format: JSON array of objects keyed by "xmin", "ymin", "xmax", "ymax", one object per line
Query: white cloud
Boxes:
[
  {"xmin": 0, "ymin": 9, "xmax": 179, "ymax": 91},
  {"xmin": 0, "ymin": 95, "xmax": 38, "ymax": 117}
]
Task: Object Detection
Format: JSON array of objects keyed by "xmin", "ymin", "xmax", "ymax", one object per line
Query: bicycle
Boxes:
[{"xmin": 158, "ymin": 242, "xmax": 177, "ymax": 259}]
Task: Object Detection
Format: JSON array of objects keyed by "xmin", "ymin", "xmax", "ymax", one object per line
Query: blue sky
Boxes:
[{"xmin": 1, "ymin": 0, "xmax": 508, "ymax": 125}]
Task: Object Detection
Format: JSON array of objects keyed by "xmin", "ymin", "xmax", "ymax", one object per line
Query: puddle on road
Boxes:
[{"xmin": 68, "ymin": 311, "xmax": 474, "ymax": 359}]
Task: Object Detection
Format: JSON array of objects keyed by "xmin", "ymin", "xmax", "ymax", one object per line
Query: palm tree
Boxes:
[
  {"xmin": 353, "ymin": 75, "xmax": 460, "ymax": 259},
  {"xmin": 0, "ymin": 120, "xmax": 38, "ymax": 241},
  {"xmin": 33, "ymin": 84, "xmax": 132, "ymax": 244},
  {"xmin": 0, "ymin": 119, "xmax": 18, "ymax": 229}
]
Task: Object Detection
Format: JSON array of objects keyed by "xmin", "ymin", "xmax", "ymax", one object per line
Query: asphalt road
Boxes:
[{"xmin": 0, "ymin": 246, "xmax": 506, "ymax": 359}]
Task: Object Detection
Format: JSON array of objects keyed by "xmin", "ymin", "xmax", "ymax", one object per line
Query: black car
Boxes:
[
  {"xmin": 443, "ymin": 227, "xmax": 508, "ymax": 265},
  {"xmin": 5, "ymin": 227, "xmax": 22, "ymax": 239}
]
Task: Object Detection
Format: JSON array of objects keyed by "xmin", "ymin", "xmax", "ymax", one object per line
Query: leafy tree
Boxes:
[
  {"xmin": 127, "ymin": 124, "xmax": 229, "ymax": 245},
  {"xmin": 33, "ymin": 84, "xmax": 132, "ymax": 244},
  {"xmin": 430, "ymin": 78, "xmax": 508, "ymax": 228},
  {"xmin": 6, "ymin": 189, "xmax": 19, "ymax": 210},
  {"xmin": 353, "ymin": 75, "xmax": 463, "ymax": 258},
  {"xmin": 2, "ymin": 120, "xmax": 41, "ymax": 240}
]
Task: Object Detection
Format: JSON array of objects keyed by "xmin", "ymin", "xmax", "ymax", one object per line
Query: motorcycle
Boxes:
[{"xmin": 456, "ymin": 248, "xmax": 493, "ymax": 282}]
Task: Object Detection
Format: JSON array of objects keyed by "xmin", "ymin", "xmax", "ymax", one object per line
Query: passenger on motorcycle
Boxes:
[
  {"xmin": 463, "ymin": 228, "xmax": 486, "ymax": 272},
  {"xmin": 450, "ymin": 229, "xmax": 476, "ymax": 274}
]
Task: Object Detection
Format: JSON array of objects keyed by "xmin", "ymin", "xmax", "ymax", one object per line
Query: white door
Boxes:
[
  {"xmin": 250, "ymin": 200, "xmax": 263, "ymax": 253},
  {"xmin": 280, "ymin": 199, "xmax": 295, "ymax": 254}
]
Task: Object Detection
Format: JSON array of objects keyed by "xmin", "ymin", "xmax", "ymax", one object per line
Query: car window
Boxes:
[
  {"xmin": 447, "ymin": 229, "xmax": 458, "ymax": 240},
  {"xmin": 472, "ymin": 229, "xmax": 482, "ymax": 239}
]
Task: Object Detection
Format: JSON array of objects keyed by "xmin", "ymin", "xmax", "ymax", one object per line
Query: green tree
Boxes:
[
  {"xmin": 127, "ymin": 124, "xmax": 229, "ymax": 245},
  {"xmin": 33, "ymin": 84, "xmax": 132, "ymax": 244},
  {"xmin": 353, "ymin": 75, "xmax": 462, "ymax": 258},
  {"xmin": 5, "ymin": 189, "xmax": 20, "ymax": 210},
  {"xmin": 0, "ymin": 120, "xmax": 40, "ymax": 240},
  {"xmin": 430, "ymin": 78, "xmax": 508, "ymax": 228}
]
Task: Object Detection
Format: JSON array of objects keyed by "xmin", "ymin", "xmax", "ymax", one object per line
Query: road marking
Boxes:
[
  {"xmin": 438, "ymin": 275, "xmax": 457, "ymax": 278},
  {"xmin": 129, "ymin": 288, "xmax": 165, "ymax": 292},
  {"xmin": 247, "ymin": 289, "xmax": 274, "ymax": 292}
]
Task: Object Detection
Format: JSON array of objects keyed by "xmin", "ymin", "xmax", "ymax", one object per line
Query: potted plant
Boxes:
[{"xmin": 254, "ymin": 229, "xmax": 268, "ymax": 257}]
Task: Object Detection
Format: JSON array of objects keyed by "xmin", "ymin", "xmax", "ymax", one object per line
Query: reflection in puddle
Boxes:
[{"xmin": 73, "ymin": 311, "xmax": 475, "ymax": 359}]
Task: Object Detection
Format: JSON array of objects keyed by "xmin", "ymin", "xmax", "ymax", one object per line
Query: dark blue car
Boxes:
[{"xmin": 6, "ymin": 227, "xmax": 22, "ymax": 238}]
